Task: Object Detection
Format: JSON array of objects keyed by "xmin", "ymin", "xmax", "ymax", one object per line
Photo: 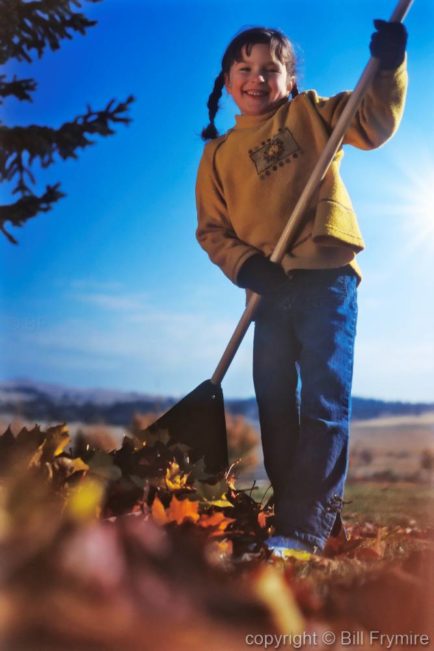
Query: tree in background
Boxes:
[{"xmin": 0, "ymin": 0, "xmax": 133, "ymax": 243}]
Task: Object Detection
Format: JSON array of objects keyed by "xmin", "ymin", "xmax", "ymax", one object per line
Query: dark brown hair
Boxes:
[{"xmin": 201, "ymin": 26, "xmax": 299, "ymax": 141}]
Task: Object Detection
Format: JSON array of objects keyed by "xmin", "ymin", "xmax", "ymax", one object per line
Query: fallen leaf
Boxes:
[
  {"xmin": 253, "ymin": 565, "xmax": 305, "ymax": 634},
  {"xmin": 206, "ymin": 498, "xmax": 233, "ymax": 508},
  {"xmin": 67, "ymin": 478, "xmax": 104, "ymax": 521},
  {"xmin": 165, "ymin": 461, "xmax": 189, "ymax": 491},
  {"xmin": 167, "ymin": 495, "xmax": 200, "ymax": 525},
  {"xmin": 151, "ymin": 495, "xmax": 168, "ymax": 525},
  {"xmin": 198, "ymin": 511, "xmax": 235, "ymax": 534}
]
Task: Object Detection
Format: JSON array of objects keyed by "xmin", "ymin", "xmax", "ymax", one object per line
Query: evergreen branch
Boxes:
[
  {"xmin": 0, "ymin": 74, "xmax": 36, "ymax": 103},
  {"xmin": 0, "ymin": 0, "xmax": 102, "ymax": 65},
  {"xmin": 0, "ymin": 95, "xmax": 134, "ymax": 189},
  {"xmin": 0, "ymin": 183, "xmax": 65, "ymax": 243}
]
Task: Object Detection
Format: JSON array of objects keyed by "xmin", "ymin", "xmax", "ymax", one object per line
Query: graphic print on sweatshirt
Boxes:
[{"xmin": 249, "ymin": 127, "xmax": 301, "ymax": 180}]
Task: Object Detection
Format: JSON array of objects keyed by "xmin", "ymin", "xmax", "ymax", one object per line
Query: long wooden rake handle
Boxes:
[{"xmin": 210, "ymin": 0, "xmax": 414, "ymax": 386}]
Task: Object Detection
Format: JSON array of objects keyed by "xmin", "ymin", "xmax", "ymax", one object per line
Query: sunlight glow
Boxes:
[
  {"xmin": 362, "ymin": 150, "xmax": 434, "ymax": 258},
  {"xmin": 398, "ymin": 169, "xmax": 434, "ymax": 250}
]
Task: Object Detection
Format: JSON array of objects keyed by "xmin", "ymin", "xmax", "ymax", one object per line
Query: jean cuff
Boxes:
[{"xmin": 266, "ymin": 535, "xmax": 319, "ymax": 554}]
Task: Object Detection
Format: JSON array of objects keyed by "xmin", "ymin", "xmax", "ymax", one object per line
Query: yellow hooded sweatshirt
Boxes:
[{"xmin": 196, "ymin": 60, "xmax": 408, "ymax": 286}]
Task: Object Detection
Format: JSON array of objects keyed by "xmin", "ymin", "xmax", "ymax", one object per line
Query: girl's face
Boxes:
[{"xmin": 224, "ymin": 43, "xmax": 294, "ymax": 116}]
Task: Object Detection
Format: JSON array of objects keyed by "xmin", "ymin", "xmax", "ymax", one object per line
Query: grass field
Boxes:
[
  {"xmin": 349, "ymin": 412, "xmax": 434, "ymax": 481},
  {"xmin": 343, "ymin": 481, "xmax": 434, "ymax": 528},
  {"xmin": 241, "ymin": 480, "xmax": 434, "ymax": 531}
]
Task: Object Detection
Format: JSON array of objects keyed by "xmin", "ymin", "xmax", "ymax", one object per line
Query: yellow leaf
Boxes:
[
  {"xmin": 56, "ymin": 456, "xmax": 89, "ymax": 476},
  {"xmin": 52, "ymin": 424, "xmax": 70, "ymax": 456},
  {"xmin": 165, "ymin": 461, "xmax": 189, "ymax": 490},
  {"xmin": 42, "ymin": 424, "xmax": 70, "ymax": 457},
  {"xmin": 207, "ymin": 498, "xmax": 233, "ymax": 508},
  {"xmin": 67, "ymin": 478, "xmax": 104, "ymax": 521},
  {"xmin": 254, "ymin": 566, "xmax": 305, "ymax": 634},
  {"xmin": 70, "ymin": 457, "xmax": 89, "ymax": 473}
]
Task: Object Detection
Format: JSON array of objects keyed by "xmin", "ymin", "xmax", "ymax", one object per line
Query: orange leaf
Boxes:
[
  {"xmin": 257, "ymin": 511, "xmax": 268, "ymax": 528},
  {"xmin": 166, "ymin": 495, "xmax": 200, "ymax": 525},
  {"xmin": 198, "ymin": 511, "xmax": 235, "ymax": 534},
  {"xmin": 151, "ymin": 496, "xmax": 168, "ymax": 525}
]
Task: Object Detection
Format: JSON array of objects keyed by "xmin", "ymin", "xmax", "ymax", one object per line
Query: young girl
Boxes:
[{"xmin": 196, "ymin": 22, "xmax": 407, "ymax": 555}]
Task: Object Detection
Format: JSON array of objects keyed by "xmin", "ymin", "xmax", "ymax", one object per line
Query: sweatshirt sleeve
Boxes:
[
  {"xmin": 195, "ymin": 140, "xmax": 259, "ymax": 285},
  {"xmin": 310, "ymin": 57, "xmax": 408, "ymax": 150}
]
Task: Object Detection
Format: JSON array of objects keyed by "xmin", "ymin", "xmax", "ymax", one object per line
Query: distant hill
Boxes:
[{"xmin": 1, "ymin": 379, "xmax": 433, "ymax": 426}]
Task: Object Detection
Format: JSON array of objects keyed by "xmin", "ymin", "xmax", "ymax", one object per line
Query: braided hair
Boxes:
[{"xmin": 201, "ymin": 27, "xmax": 299, "ymax": 141}]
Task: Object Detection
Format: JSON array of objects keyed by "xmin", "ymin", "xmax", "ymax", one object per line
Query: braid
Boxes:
[
  {"xmin": 201, "ymin": 71, "xmax": 225, "ymax": 141},
  {"xmin": 291, "ymin": 82, "xmax": 299, "ymax": 99}
]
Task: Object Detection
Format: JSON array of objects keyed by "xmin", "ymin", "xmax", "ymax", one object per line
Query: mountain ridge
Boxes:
[{"xmin": 1, "ymin": 379, "xmax": 433, "ymax": 426}]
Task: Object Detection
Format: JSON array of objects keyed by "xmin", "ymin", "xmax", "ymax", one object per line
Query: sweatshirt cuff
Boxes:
[
  {"xmin": 234, "ymin": 249, "xmax": 263, "ymax": 286},
  {"xmin": 376, "ymin": 52, "xmax": 407, "ymax": 78}
]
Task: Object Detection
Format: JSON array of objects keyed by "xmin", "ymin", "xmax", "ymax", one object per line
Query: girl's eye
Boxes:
[
  {"xmin": 238, "ymin": 67, "xmax": 279, "ymax": 74},
  {"xmin": 235, "ymin": 66, "xmax": 281, "ymax": 75}
]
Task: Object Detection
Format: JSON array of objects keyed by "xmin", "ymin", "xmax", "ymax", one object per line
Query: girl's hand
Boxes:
[
  {"xmin": 237, "ymin": 253, "xmax": 289, "ymax": 295},
  {"xmin": 370, "ymin": 19, "xmax": 408, "ymax": 70}
]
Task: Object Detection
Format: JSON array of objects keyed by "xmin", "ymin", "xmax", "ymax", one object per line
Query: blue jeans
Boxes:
[{"xmin": 253, "ymin": 266, "xmax": 358, "ymax": 550}]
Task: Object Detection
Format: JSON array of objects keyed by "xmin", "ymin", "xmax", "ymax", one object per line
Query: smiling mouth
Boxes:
[{"xmin": 244, "ymin": 90, "xmax": 268, "ymax": 98}]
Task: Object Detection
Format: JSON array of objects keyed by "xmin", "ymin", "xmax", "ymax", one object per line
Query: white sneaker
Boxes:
[{"xmin": 266, "ymin": 535, "xmax": 320, "ymax": 559}]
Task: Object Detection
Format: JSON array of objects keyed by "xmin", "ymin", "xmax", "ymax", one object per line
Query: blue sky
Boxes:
[{"xmin": 1, "ymin": 0, "xmax": 433, "ymax": 401}]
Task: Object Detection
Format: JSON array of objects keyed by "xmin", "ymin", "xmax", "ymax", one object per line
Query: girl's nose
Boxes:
[{"xmin": 255, "ymin": 72, "xmax": 266, "ymax": 82}]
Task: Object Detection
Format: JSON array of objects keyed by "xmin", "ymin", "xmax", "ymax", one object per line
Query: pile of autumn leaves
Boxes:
[
  {"xmin": 0, "ymin": 422, "xmax": 270, "ymax": 550},
  {"xmin": 0, "ymin": 424, "xmax": 433, "ymax": 651}
]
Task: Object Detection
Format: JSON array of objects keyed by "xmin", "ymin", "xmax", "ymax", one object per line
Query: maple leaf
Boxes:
[
  {"xmin": 0, "ymin": 425, "xmax": 78, "ymax": 490},
  {"xmin": 54, "ymin": 456, "xmax": 89, "ymax": 479},
  {"xmin": 45, "ymin": 424, "xmax": 71, "ymax": 458},
  {"xmin": 198, "ymin": 511, "xmax": 235, "ymax": 535},
  {"xmin": 164, "ymin": 461, "xmax": 189, "ymax": 491},
  {"xmin": 151, "ymin": 495, "xmax": 200, "ymax": 526},
  {"xmin": 166, "ymin": 495, "xmax": 200, "ymax": 525},
  {"xmin": 151, "ymin": 495, "xmax": 168, "ymax": 525},
  {"xmin": 0, "ymin": 427, "xmax": 18, "ymax": 473},
  {"xmin": 14, "ymin": 425, "xmax": 46, "ymax": 452}
]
